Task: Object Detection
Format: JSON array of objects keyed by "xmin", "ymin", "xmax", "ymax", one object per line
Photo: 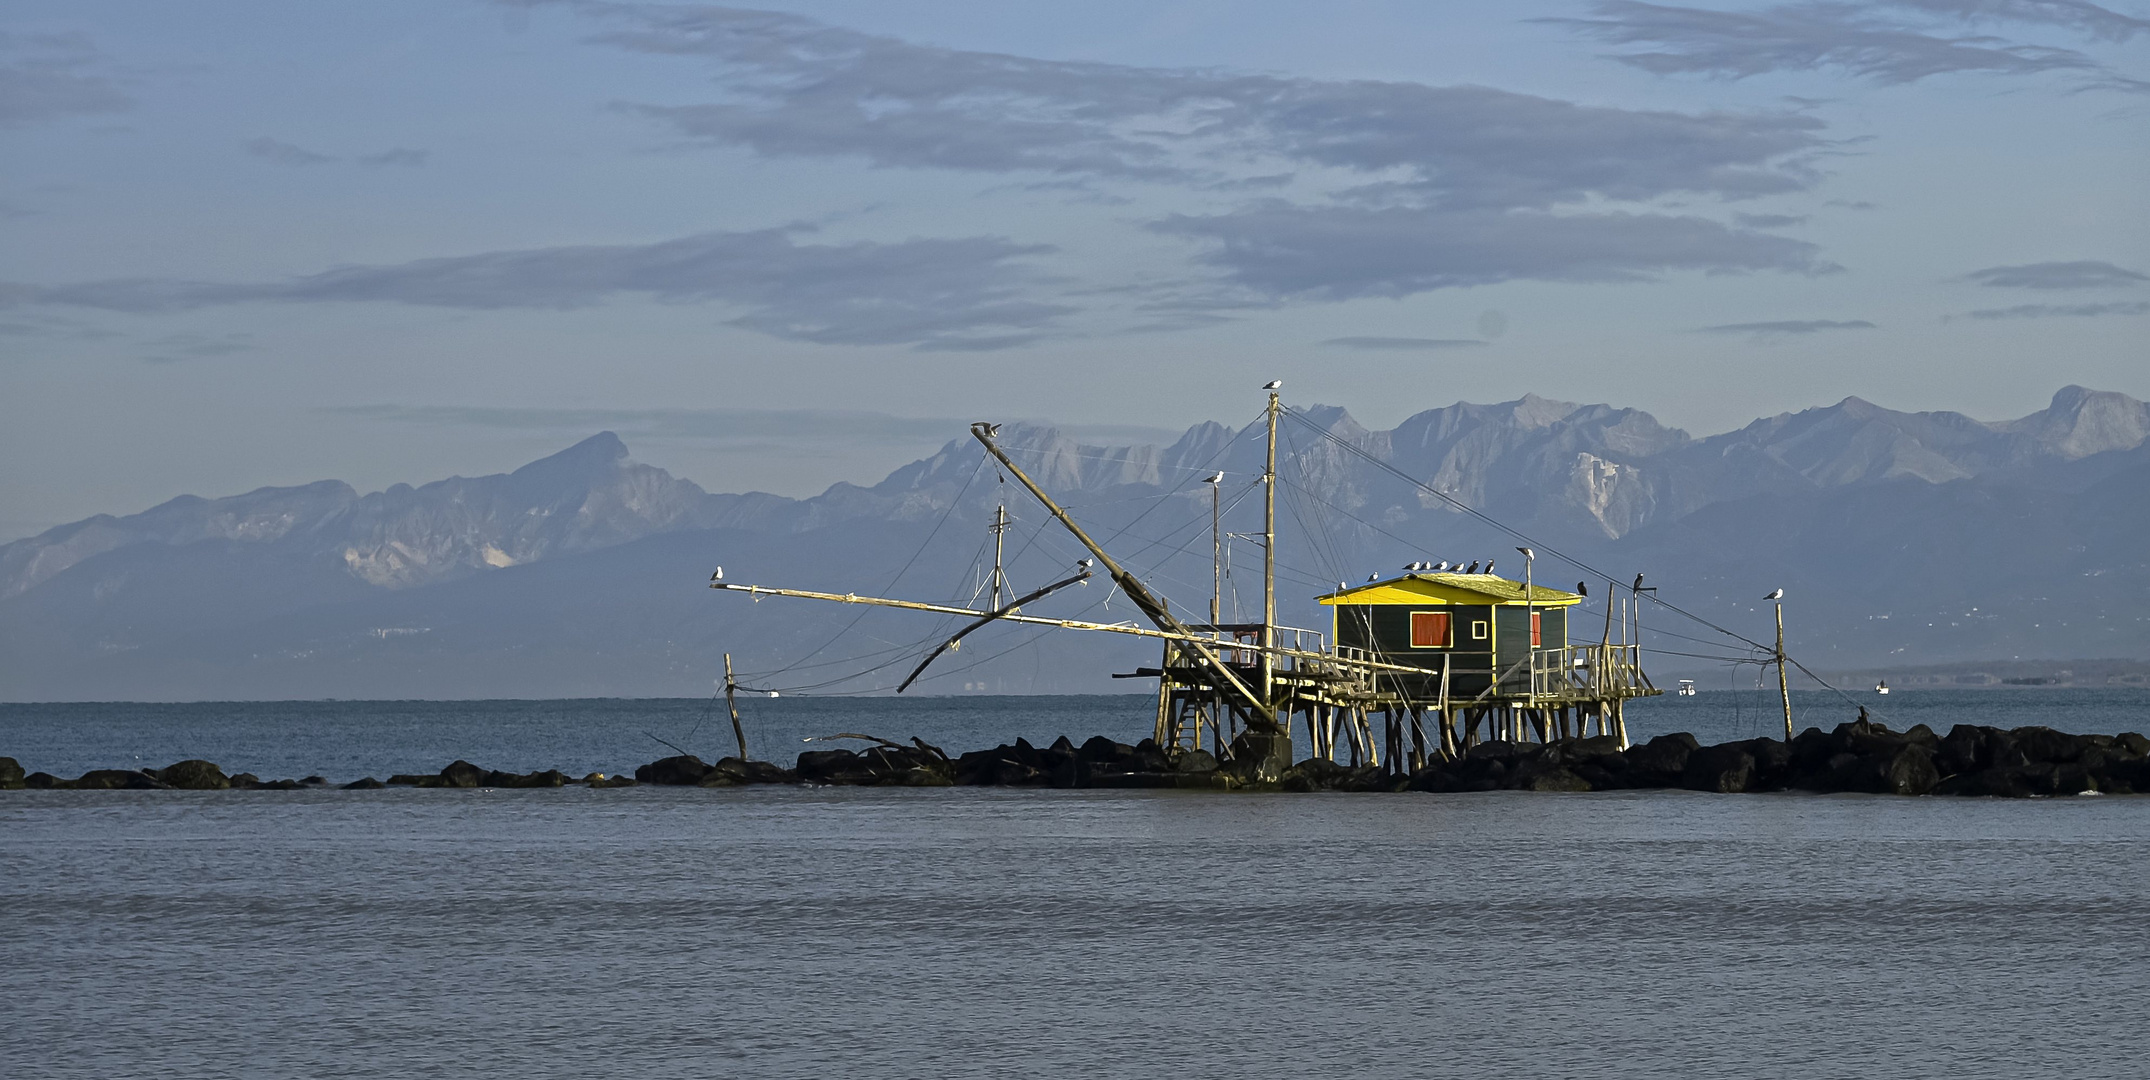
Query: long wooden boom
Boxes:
[{"xmin": 710, "ymin": 581, "xmax": 1446, "ymax": 677}]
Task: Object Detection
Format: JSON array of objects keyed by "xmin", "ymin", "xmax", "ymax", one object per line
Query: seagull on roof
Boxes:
[
  {"xmin": 1465, "ymin": 560, "xmax": 1480, "ymax": 574},
  {"xmin": 1433, "ymin": 560, "xmax": 1449, "ymax": 572},
  {"xmin": 1484, "ymin": 559, "xmax": 1495, "ymax": 575},
  {"xmin": 710, "ymin": 567, "xmax": 723, "ymax": 581},
  {"xmin": 1203, "ymin": 471, "xmax": 1224, "ymax": 484},
  {"xmin": 1263, "ymin": 379, "xmax": 1282, "ymax": 389},
  {"xmin": 1367, "ymin": 573, "xmax": 1379, "ymax": 582},
  {"xmin": 1764, "ymin": 588, "xmax": 1784, "ymax": 601}
]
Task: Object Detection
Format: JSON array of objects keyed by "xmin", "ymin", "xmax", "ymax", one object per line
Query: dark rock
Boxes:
[
  {"xmin": 1518, "ymin": 766, "xmax": 1594, "ymax": 792},
  {"xmin": 1621, "ymin": 733, "xmax": 1699, "ymax": 787},
  {"xmin": 300, "ymin": 776, "xmax": 328, "ymax": 787},
  {"xmin": 228, "ymin": 773, "xmax": 261, "ymax": 787},
  {"xmin": 1049, "ymin": 735, "xmax": 1076, "ymax": 753},
  {"xmin": 342, "ymin": 777, "xmax": 385, "ymax": 789},
  {"xmin": 1819, "ymin": 744, "xmax": 1940, "ymax": 795},
  {"xmin": 68, "ymin": 769, "xmax": 168, "ymax": 790},
  {"xmin": 493, "ymin": 769, "xmax": 570, "ymax": 788},
  {"xmin": 250, "ymin": 778, "xmax": 304, "ymax": 790},
  {"xmin": 0, "ymin": 756, "xmax": 24, "ymax": 789},
  {"xmin": 702, "ymin": 757, "xmax": 795, "ymax": 786},
  {"xmin": 384, "ymin": 773, "xmax": 432, "ymax": 786},
  {"xmin": 1223, "ymin": 729, "xmax": 1293, "ymax": 786},
  {"xmin": 582, "ymin": 772, "xmax": 638, "ymax": 787},
  {"xmin": 2117, "ymin": 733, "xmax": 2150, "ymax": 758},
  {"xmin": 1128, "ymin": 739, "xmax": 1172, "ymax": 774},
  {"xmin": 2012, "ymin": 727, "xmax": 2084, "ymax": 764},
  {"xmin": 1175, "ymin": 749, "xmax": 1219, "ymax": 774},
  {"xmin": 636, "ymin": 755, "xmax": 713, "ymax": 785},
  {"xmin": 24, "ymin": 771, "xmax": 59, "ymax": 789},
  {"xmin": 1682, "ymin": 744, "xmax": 1757, "ymax": 793},
  {"xmin": 1937, "ymin": 725, "xmax": 1985, "ymax": 777},
  {"xmin": 438, "ymin": 760, "xmax": 487, "ymax": 788},
  {"xmin": 1281, "ymin": 759, "xmax": 1356, "ymax": 792},
  {"xmin": 161, "ymin": 759, "xmax": 230, "ymax": 790}
]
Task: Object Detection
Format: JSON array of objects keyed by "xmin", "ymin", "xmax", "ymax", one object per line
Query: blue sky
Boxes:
[{"xmin": 2, "ymin": 0, "xmax": 2145, "ymax": 538}]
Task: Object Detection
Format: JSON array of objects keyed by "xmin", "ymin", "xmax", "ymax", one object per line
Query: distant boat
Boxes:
[
  {"xmin": 1876, "ymin": 680, "xmax": 1889, "ymax": 695},
  {"xmin": 1677, "ymin": 679, "xmax": 1697, "ymax": 697}
]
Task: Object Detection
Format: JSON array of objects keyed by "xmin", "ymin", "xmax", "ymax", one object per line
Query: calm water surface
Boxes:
[{"xmin": 3, "ymin": 693, "xmax": 2146, "ymax": 1079}]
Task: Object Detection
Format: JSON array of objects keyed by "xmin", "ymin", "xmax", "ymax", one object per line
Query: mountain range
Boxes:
[{"xmin": 3, "ymin": 386, "xmax": 2145, "ymax": 700}]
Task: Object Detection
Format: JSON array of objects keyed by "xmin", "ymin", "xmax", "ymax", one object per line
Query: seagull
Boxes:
[
  {"xmin": 1465, "ymin": 560, "xmax": 1480, "ymax": 574},
  {"xmin": 1433, "ymin": 560, "xmax": 1449, "ymax": 572},
  {"xmin": 1764, "ymin": 588, "xmax": 1784, "ymax": 601},
  {"xmin": 1577, "ymin": 581, "xmax": 1588, "ymax": 597},
  {"xmin": 1262, "ymin": 379, "xmax": 1282, "ymax": 389},
  {"xmin": 984, "ymin": 422, "xmax": 1002, "ymax": 437},
  {"xmin": 710, "ymin": 567, "xmax": 723, "ymax": 581},
  {"xmin": 1078, "ymin": 558, "xmax": 1094, "ymax": 569},
  {"xmin": 1203, "ymin": 471, "xmax": 1224, "ymax": 484},
  {"xmin": 1367, "ymin": 573, "xmax": 1379, "ymax": 582},
  {"xmin": 1633, "ymin": 573, "xmax": 1646, "ymax": 592},
  {"xmin": 1483, "ymin": 559, "xmax": 1495, "ymax": 575}
]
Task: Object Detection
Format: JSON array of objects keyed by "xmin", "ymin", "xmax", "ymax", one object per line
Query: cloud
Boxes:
[
  {"xmin": 138, "ymin": 331, "xmax": 255, "ymax": 364},
  {"xmin": 1733, "ymin": 211, "xmax": 1809, "ymax": 227},
  {"xmin": 1957, "ymin": 300, "xmax": 2150, "ymax": 318},
  {"xmin": 0, "ymin": 31, "xmax": 131, "ymax": 127},
  {"xmin": 245, "ymin": 137, "xmax": 336, "ymax": 166},
  {"xmin": 1698, "ymin": 318, "xmax": 1876, "ymax": 334},
  {"xmin": 555, "ymin": 3, "xmax": 1828, "ymax": 209},
  {"xmin": 4, "ymin": 227, "xmax": 1071, "ymax": 350},
  {"xmin": 358, "ymin": 147, "xmax": 429, "ymax": 167},
  {"xmin": 1152, "ymin": 203, "xmax": 1831, "ymax": 300},
  {"xmin": 1543, "ymin": 1, "xmax": 2146, "ymax": 88},
  {"xmin": 1964, "ymin": 259, "xmax": 2147, "ymax": 288},
  {"xmin": 1323, "ymin": 336, "xmax": 1489, "ymax": 350}
]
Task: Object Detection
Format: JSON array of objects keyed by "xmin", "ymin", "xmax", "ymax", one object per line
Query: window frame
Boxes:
[{"xmin": 1408, "ymin": 610, "xmax": 1451, "ymax": 649}]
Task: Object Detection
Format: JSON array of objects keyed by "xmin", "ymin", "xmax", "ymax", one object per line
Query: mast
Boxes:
[
  {"xmin": 988, "ymin": 502, "xmax": 1009, "ymax": 608},
  {"xmin": 1262, "ymin": 391, "xmax": 1279, "ymax": 719},
  {"xmin": 969, "ymin": 423, "xmax": 1276, "ymax": 723},
  {"xmin": 1776, "ymin": 600, "xmax": 1793, "ymax": 740},
  {"xmin": 1209, "ymin": 478, "xmax": 1221, "ymax": 626}
]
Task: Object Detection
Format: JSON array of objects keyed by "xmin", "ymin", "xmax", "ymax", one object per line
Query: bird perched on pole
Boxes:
[
  {"xmin": 1764, "ymin": 588, "xmax": 1784, "ymax": 600},
  {"xmin": 710, "ymin": 567, "xmax": 723, "ymax": 581},
  {"xmin": 1262, "ymin": 379, "xmax": 1282, "ymax": 389},
  {"xmin": 1203, "ymin": 471, "xmax": 1224, "ymax": 484}
]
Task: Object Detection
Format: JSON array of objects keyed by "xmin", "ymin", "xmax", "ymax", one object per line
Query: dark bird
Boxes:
[
  {"xmin": 710, "ymin": 567, "xmax": 723, "ymax": 581},
  {"xmin": 1465, "ymin": 561, "xmax": 1480, "ymax": 574},
  {"xmin": 985, "ymin": 423, "xmax": 1002, "ymax": 437},
  {"xmin": 1078, "ymin": 558, "xmax": 1094, "ymax": 568},
  {"xmin": 1633, "ymin": 573, "xmax": 1646, "ymax": 592},
  {"xmin": 1577, "ymin": 581, "xmax": 1588, "ymax": 597},
  {"xmin": 1483, "ymin": 559, "xmax": 1495, "ymax": 575},
  {"xmin": 1262, "ymin": 379, "xmax": 1282, "ymax": 389},
  {"xmin": 1764, "ymin": 588, "xmax": 1784, "ymax": 601}
]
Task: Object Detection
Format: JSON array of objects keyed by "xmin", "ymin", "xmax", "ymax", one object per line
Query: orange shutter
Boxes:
[
  {"xmin": 1410, "ymin": 611, "xmax": 1451, "ymax": 648},
  {"xmin": 1531, "ymin": 610, "xmax": 1542, "ymax": 647}
]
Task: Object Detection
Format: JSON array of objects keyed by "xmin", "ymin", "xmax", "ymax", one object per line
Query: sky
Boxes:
[{"xmin": 2, "ymin": 0, "xmax": 2145, "ymax": 540}]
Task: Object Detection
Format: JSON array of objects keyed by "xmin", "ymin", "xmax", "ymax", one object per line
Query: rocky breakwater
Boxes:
[
  {"xmin": 1394, "ymin": 720, "xmax": 2150, "ymax": 796},
  {"xmin": 3, "ymin": 720, "xmax": 2145, "ymax": 796}
]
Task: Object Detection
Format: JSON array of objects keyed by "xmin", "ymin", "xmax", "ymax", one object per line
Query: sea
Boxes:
[{"xmin": 4, "ymin": 688, "xmax": 2147, "ymax": 1079}]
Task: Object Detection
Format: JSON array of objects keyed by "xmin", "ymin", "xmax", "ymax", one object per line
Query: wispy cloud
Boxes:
[
  {"xmin": 1155, "ymin": 203, "xmax": 1830, "ymax": 300},
  {"xmin": 1956, "ymin": 300, "xmax": 2150, "ymax": 318},
  {"xmin": 1543, "ymin": 1, "xmax": 2147, "ymax": 89},
  {"xmin": 0, "ymin": 31, "xmax": 131, "ymax": 127},
  {"xmin": 244, "ymin": 137, "xmax": 335, "ymax": 166},
  {"xmin": 515, "ymin": 2, "xmax": 1836, "ymax": 299},
  {"xmin": 1734, "ymin": 211, "xmax": 1809, "ymax": 227},
  {"xmin": 358, "ymin": 147, "xmax": 429, "ymax": 167},
  {"xmin": 1964, "ymin": 259, "xmax": 2147, "ymax": 288},
  {"xmin": 4, "ymin": 227, "xmax": 1071, "ymax": 351},
  {"xmin": 138, "ymin": 331, "xmax": 256, "ymax": 364},
  {"xmin": 1323, "ymin": 336, "xmax": 1489, "ymax": 350},
  {"xmin": 1699, "ymin": 317, "xmax": 1876, "ymax": 334}
]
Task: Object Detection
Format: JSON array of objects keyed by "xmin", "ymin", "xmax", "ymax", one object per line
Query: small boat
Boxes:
[
  {"xmin": 1677, "ymin": 679, "xmax": 1697, "ymax": 697},
  {"xmin": 1876, "ymin": 680, "xmax": 1889, "ymax": 695}
]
